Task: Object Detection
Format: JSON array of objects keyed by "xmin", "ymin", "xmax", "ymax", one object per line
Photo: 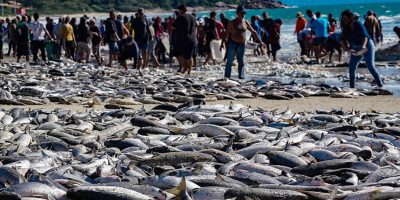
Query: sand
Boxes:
[{"xmin": 2, "ymin": 96, "xmax": 399, "ymax": 113}]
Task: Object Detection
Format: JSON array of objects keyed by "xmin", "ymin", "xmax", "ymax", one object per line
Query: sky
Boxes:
[{"xmin": 281, "ymin": 0, "xmax": 400, "ymax": 6}]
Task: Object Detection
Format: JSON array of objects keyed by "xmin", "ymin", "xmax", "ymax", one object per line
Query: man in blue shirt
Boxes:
[{"xmin": 311, "ymin": 12, "xmax": 329, "ymax": 63}]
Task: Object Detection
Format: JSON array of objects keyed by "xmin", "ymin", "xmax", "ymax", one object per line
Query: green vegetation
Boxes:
[{"xmin": 17, "ymin": 0, "xmax": 241, "ymax": 14}]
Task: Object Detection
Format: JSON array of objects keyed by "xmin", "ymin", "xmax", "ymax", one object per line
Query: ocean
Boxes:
[{"xmin": 208, "ymin": 2, "xmax": 400, "ymax": 55}]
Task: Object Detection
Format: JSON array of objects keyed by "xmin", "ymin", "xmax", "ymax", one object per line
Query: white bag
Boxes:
[{"xmin": 210, "ymin": 39, "xmax": 225, "ymax": 61}]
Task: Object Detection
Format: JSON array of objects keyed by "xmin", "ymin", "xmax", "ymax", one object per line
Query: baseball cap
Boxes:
[{"xmin": 236, "ymin": 5, "xmax": 246, "ymax": 14}]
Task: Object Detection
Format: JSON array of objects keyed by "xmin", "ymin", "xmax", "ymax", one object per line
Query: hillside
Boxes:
[
  {"xmin": 18, "ymin": 0, "xmax": 241, "ymax": 14},
  {"xmin": 16, "ymin": 0, "xmax": 286, "ymax": 14}
]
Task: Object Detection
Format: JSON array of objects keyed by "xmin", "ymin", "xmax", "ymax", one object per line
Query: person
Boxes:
[
  {"xmin": 310, "ymin": 12, "xmax": 329, "ymax": 63},
  {"xmin": 16, "ymin": 15, "xmax": 30, "ymax": 62},
  {"xmin": 30, "ymin": 13, "xmax": 52, "ymax": 62},
  {"xmin": 196, "ymin": 18, "xmax": 207, "ymax": 59},
  {"xmin": 123, "ymin": 16, "xmax": 131, "ymax": 32},
  {"xmin": 172, "ymin": 4, "xmax": 197, "ymax": 75},
  {"xmin": 306, "ymin": 10, "xmax": 316, "ymax": 30},
  {"xmin": 223, "ymin": 5, "xmax": 260, "ymax": 79},
  {"xmin": 152, "ymin": 16, "xmax": 164, "ymax": 67},
  {"xmin": 340, "ymin": 10, "xmax": 383, "ymax": 89},
  {"xmin": 364, "ymin": 10, "xmax": 380, "ymax": 44},
  {"xmin": 294, "ymin": 12, "xmax": 307, "ymax": 56},
  {"xmin": 70, "ymin": 17, "xmax": 78, "ymax": 39},
  {"xmin": 353, "ymin": 13, "xmax": 360, "ymax": 21},
  {"xmin": 219, "ymin": 13, "xmax": 230, "ymax": 60},
  {"xmin": 154, "ymin": 17, "xmax": 167, "ymax": 64},
  {"xmin": 328, "ymin": 14, "xmax": 337, "ymax": 33},
  {"xmin": 119, "ymin": 35, "xmax": 140, "ymax": 70},
  {"xmin": 250, "ymin": 15, "xmax": 263, "ymax": 56},
  {"xmin": 75, "ymin": 17, "xmax": 91, "ymax": 62},
  {"xmin": 6, "ymin": 18, "xmax": 17, "ymax": 57},
  {"xmin": 0, "ymin": 20, "xmax": 4, "ymax": 60},
  {"xmin": 52, "ymin": 17, "xmax": 64, "ymax": 59},
  {"xmin": 147, "ymin": 18, "xmax": 159, "ymax": 67},
  {"xmin": 61, "ymin": 17, "xmax": 76, "ymax": 60},
  {"xmin": 269, "ymin": 19, "xmax": 282, "ymax": 61},
  {"xmin": 132, "ymin": 8, "xmax": 150, "ymax": 69},
  {"xmin": 261, "ymin": 12, "xmax": 274, "ymax": 57},
  {"xmin": 220, "ymin": 13, "xmax": 230, "ymax": 30},
  {"xmin": 116, "ymin": 15, "xmax": 125, "ymax": 50},
  {"xmin": 46, "ymin": 17, "xmax": 54, "ymax": 38},
  {"xmin": 89, "ymin": 19, "xmax": 103, "ymax": 65},
  {"xmin": 394, "ymin": 26, "xmax": 400, "ymax": 42},
  {"xmin": 204, "ymin": 11, "xmax": 220, "ymax": 65},
  {"xmin": 373, "ymin": 12, "xmax": 383, "ymax": 44},
  {"xmin": 104, "ymin": 10, "xmax": 121, "ymax": 67}
]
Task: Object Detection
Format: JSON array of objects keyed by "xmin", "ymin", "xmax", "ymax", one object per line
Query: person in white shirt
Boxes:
[{"xmin": 30, "ymin": 13, "xmax": 53, "ymax": 62}]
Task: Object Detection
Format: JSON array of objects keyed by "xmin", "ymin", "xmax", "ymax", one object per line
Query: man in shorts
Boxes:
[
  {"xmin": 104, "ymin": 10, "xmax": 121, "ymax": 67},
  {"xmin": 89, "ymin": 19, "xmax": 103, "ymax": 65},
  {"xmin": 132, "ymin": 8, "xmax": 150, "ymax": 69},
  {"xmin": 310, "ymin": 12, "xmax": 329, "ymax": 63},
  {"xmin": 172, "ymin": 4, "xmax": 197, "ymax": 75}
]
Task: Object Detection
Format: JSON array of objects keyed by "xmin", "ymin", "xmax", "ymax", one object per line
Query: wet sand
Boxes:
[{"xmin": 2, "ymin": 96, "xmax": 399, "ymax": 113}]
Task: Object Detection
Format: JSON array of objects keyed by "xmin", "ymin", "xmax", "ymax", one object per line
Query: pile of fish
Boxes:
[
  {"xmin": 0, "ymin": 60, "xmax": 394, "ymax": 107},
  {"xmin": 1, "ymin": 101, "xmax": 400, "ymax": 199}
]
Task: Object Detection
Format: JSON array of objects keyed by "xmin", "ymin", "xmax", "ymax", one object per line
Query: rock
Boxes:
[
  {"xmin": 242, "ymin": 0, "xmax": 288, "ymax": 9},
  {"xmin": 376, "ymin": 43, "xmax": 400, "ymax": 61}
]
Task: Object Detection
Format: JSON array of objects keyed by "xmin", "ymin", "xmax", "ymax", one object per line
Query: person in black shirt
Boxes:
[
  {"xmin": 104, "ymin": 10, "xmax": 121, "ymax": 67},
  {"xmin": 261, "ymin": 12, "xmax": 274, "ymax": 57},
  {"xmin": 76, "ymin": 17, "xmax": 91, "ymax": 62},
  {"xmin": 172, "ymin": 4, "xmax": 197, "ymax": 75},
  {"xmin": 16, "ymin": 15, "xmax": 30, "ymax": 63},
  {"xmin": 132, "ymin": 8, "xmax": 150, "ymax": 69},
  {"xmin": 204, "ymin": 11, "xmax": 219, "ymax": 65}
]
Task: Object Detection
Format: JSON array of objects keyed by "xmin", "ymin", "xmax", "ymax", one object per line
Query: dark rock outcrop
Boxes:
[
  {"xmin": 215, "ymin": 0, "xmax": 287, "ymax": 9},
  {"xmin": 242, "ymin": 0, "xmax": 288, "ymax": 9},
  {"xmin": 376, "ymin": 43, "xmax": 400, "ymax": 61}
]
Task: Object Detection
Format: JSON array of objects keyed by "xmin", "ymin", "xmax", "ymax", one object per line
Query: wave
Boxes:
[{"xmin": 379, "ymin": 14, "xmax": 400, "ymax": 23}]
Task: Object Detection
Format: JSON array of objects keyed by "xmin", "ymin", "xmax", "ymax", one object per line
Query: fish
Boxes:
[{"xmin": 66, "ymin": 186, "xmax": 153, "ymax": 200}]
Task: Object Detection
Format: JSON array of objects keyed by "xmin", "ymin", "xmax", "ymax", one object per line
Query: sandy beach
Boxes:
[{"xmin": 2, "ymin": 96, "xmax": 399, "ymax": 113}]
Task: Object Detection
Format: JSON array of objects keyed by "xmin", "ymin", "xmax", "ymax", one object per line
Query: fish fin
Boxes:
[
  {"xmin": 167, "ymin": 176, "xmax": 187, "ymax": 195},
  {"xmin": 47, "ymin": 194, "xmax": 56, "ymax": 200},
  {"xmin": 386, "ymin": 160, "xmax": 400, "ymax": 170},
  {"xmin": 328, "ymin": 185, "xmax": 338, "ymax": 200},
  {"xmin": 215, "ymin": 173, "xmax": 225, "ymax": 182},
  {"xmin": 171, "ymin": 126, "xmax": 184, "ymax": 135}
]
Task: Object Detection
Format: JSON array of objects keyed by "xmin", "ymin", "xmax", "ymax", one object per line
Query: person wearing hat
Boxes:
[
  {"xmin": 132, "ymin": 8, "xmax": 151, "ymax": 69},
  {"xmin": 196, "ymin": 17, "xmax": 207, "ymax": 60},
  {"xmin": 172, "ymin": 4, "xmax": 198, "ymax": 75},
  {"xmin": 294, "ymin": 12, "xmax": 307, "ymax": 56},
  {"xmin": 223, "ymin": 5, "xmax": 260, "ymax": 80},
  {"xmin": 353, "ymin": 13, "xmax": 360, "ymax": 21}
]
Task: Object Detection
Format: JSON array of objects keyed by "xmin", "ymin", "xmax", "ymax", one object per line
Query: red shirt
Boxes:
[
  {"xmin": 215, "ymin": 20, "xmax": 224, "ymax": 39},
  {"xmin": 167, "ymin": 18, "xmax": 175, "ymax": 34}
]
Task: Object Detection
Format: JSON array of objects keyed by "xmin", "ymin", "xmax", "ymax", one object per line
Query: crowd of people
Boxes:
[{"xmin": 0, "ymin": 5, "xmax": 397, "ymax": 88}]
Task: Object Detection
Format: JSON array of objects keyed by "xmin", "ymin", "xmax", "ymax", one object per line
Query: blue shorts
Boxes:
[
  {"xmin": 137, "ymin": 41, "xmax": 149, "ymax": 50},
  {"xmin": 108, "ymin": 42, "xmax": 119, "ymax": 53}
]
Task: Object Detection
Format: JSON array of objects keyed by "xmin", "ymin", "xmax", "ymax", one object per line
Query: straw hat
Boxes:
[{"xmin": 296, "ymin": 12, "xmax": 303, "ymax": 17}]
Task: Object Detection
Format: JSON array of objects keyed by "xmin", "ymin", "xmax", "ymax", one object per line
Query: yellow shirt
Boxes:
[{"xmin": 61, "ymin": 23, "xmax": 74, "ymax": 41}]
